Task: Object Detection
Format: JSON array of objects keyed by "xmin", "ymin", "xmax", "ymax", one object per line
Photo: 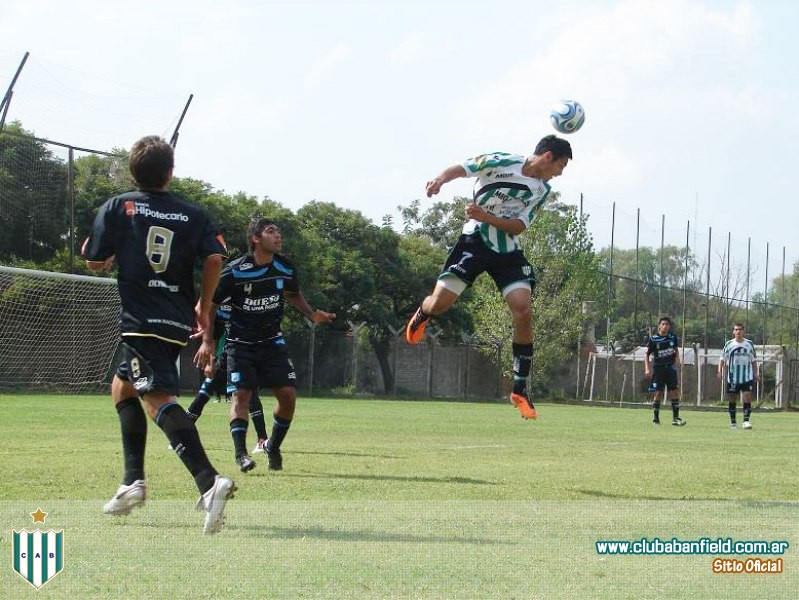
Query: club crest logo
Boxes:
[{"xmin": 12, "ymin": 508, "xmax": 64, "ymax": 589}]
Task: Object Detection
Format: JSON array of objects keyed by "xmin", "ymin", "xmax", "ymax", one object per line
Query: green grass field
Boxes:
[{"xmin": 1, "ymin": 394, "xmax": 797, "ymax": 599}]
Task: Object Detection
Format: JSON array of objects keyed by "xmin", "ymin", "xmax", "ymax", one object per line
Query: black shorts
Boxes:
[
  {"xmin": 727, "ymin": 381, "xmax": 754, "ymax": 394},
  {"xmin": 227, "ymin": 340, "xmax": 297, "ymax": 391},
  {"xmin": 651, "ymin": 365, "xmax": 679, "ymax": 392},
  {"xmin": 116, "ymin": 336, "xmax": 181, "ymax": 395},
  {"xmin": 441, "ymin": 233, "xmax": 536, "ymax": 293}
]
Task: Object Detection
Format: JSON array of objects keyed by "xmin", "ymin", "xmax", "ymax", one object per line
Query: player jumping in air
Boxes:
[{"xmin": 405, "ymin": 135, "xmax": 572, "ymax": 421}]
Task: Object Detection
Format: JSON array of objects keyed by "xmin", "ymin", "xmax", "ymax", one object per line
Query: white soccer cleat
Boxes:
[
  {"xmin": 743, "ymin": 421, "xmax": 753, "ymax": 430},
  {"xmin": 729, "ymin": 423, "xmax": 738, "ymax": 430},
  {"xmin": 252, "ymin": 438, "xmax": 267, "ymax": 454},
  {"xmin": 104, "ymin": 480, "xmax": 147, "ymax": 515},
  {"xmin": 196, "ymin": 475, "xmax": 236, "ymax": 535}
]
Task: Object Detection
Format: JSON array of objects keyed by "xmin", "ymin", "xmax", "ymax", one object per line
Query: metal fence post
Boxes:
[
  {"xmin": 306, "ymin": 320, "xmax": 317, "ymax": 396},
  {"xmin": 347, "ymin": 321, "xmax": 366, "ymax": 391},
  {"xmin": 427, "ymin": 328, "xmax": 442, "ymax": 397},
  {"xmin": 387, "ymin": 324, "xmax": 402, "ymax": 397}
]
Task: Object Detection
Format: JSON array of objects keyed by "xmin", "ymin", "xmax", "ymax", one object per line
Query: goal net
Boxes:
[{"xmin": 0, "ymin": 266, "xmax": 121, "ymax": 392}]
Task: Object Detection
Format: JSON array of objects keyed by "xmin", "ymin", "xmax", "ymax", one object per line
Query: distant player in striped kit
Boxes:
[
  {"xmin": 404, "ymin": 135, "xmax": 573, "ymax": 421},
  {"xmin": 644, "ymin": 316, "xmax": 686, "ymax": 426},
  {"xmin": 718, "ymin": 323, "xmax": 759, "ymax": 430}
]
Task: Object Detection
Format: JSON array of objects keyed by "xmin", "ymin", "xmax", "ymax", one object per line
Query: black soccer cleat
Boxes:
[
  {"xmin": 235, "ymin": 454, "xmax": 256, "ymax": 472},
  {"xmin": 266, "ymin": 446, "xmax": 283, "ymax": 471}
]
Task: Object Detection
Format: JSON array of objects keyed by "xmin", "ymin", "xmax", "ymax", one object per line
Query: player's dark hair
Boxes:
[
  {"xmin": 534, "ymin": 134, "xmax": 572, "ymax": 160},
  {"xmin": 129, "ymin": 136, "xmax": 174, "ymax": 190},
  {"xmin": 659, "ymin": 316, "xmax": 672, "ymax": 326},
  {"xmin": 734, "ymin": 322, "xmax": 745, "ymax": 329},
  {"xmin": 247, "ymin": 217, "xmax": 278, "ymax": 251}
]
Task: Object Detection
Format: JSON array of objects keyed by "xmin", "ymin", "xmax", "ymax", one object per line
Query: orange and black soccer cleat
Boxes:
[
  {"xmin": 405, "ymin": 307, "xmax": 430, "ymax": 345},
  {"xmin": 510, "ymin": 391, "xmax": 538, "ymax": 420}
]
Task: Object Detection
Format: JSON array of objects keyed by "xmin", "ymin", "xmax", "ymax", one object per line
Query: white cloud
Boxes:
[
  {"xmin": 453, "ymin": 0, "xmax": 762, "ymax": 138},
  {"xmin": 390, "ymin": 31, "xmax": 427, "ymax": 64},
  {"xmin": 304, "ymin": 44, "xmax": 352, "ymax": 87}
]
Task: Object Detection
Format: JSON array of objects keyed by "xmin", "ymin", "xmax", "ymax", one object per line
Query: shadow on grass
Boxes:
[
  {"xmin": 282, "ymin": 472, "xmax": 496, "ymax": 485},
  {"xmin": 576, "ymin": 488, "xmax": 721, "ymax": 501},
  {"xmin": 226, "ymin": 524, "xmax": 517, "ymax": 544},
  {"xmin": 291, "ymin": 450, "xmax": 403, "ymax": 460},
  {"xmin": 576, "ymin": 489, "xmax": 799, "ymax": 505}
]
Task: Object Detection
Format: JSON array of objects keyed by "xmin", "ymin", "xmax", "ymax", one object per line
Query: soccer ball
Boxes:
[{"xmin": 549, "ymin": 100, "xmax": 585, "ymax": 134}]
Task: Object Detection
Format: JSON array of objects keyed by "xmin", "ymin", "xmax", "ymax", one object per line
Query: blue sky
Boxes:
[{"xmin": 2, "ymin": 0, "xmax": 797, "ymax": 288}]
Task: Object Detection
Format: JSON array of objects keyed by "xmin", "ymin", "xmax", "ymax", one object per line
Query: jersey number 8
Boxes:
[{"xmin": 146, "ymin": 226, "xmax": 174, "ymax": 273}]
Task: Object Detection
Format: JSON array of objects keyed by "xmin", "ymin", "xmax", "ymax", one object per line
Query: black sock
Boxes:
[
  {"xmin": 186, "ymin": 385, "xmax": 212, "ymax": 419},
  {"xmin": 743, "ymin": 402, "xmax": 752, "ymax": 421},
  {"xmin": 728, "ymin": 401, "xmax": 737, "ymax": 424},
  {"xmin": 512, "ymin": 343, "xmax": 533, "ymax": 395},
  {"xmin": 653, "ymin": 401, "xmax": 661, "ymax": 421},
  {"xmin": 116, "ymin": 397, "xmax": 147, "ymax": 486},
  {"xmin": 267, "ymin": 415, "xmax": 292, "ymax": 452},
  {"xmin": 155, "ymin": 403, "xmax": 217, "ymax": 494},
  {"xmin": 249, "ymin": 393, "xmax": 268, "ymax": 440},
  {"xmin": 230, "ymin": 418, "xmax": 249, "ymax": 457},
  {"xmin": 671, "ymin": 400, "xmax": 680, "ymax": 419}
]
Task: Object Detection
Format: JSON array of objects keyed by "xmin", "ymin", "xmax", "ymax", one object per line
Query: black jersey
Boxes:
[
  {"xmin": 646, "ymin": 332, "xmax": 679, "ymax": 367},
  {"xmin": 82, "ymin": 190, "xmax": 226, "ymax": 345},
  {"xmin": 213, "ymin": 253, "xmax": 299, "ymax": 344}
]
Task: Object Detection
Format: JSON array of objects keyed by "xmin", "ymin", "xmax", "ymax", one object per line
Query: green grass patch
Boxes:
[{"xmin": 1, "ymin": 395, "xmax": 797, "ymax": 598}]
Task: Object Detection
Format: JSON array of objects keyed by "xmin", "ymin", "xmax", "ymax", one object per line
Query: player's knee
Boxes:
[
  {"xmin": 509, "ymin": 302, "xmax": 532, "ymax": 324},
  {"xmin": 275, "ymin": 390, "xmax": 296, "ymax": 410}
]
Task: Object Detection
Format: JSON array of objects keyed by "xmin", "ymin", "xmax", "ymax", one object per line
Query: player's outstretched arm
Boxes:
[
  {"xmin": 426, "ymin": 164, "xmax": 467, "ymax": 197},
  {"xmin": 285, "ymin": 291, "xmax": 336, "ymax": 324}
]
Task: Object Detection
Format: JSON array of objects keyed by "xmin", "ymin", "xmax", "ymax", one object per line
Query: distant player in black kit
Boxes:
[
  {"xmin": 209, "ymin": 218, "xmax": 335, "ymax": 472},
  {"xmin": 644, "ymin": 316, "xmax": 686, "ymax": 426},
  {"xmin": 82, "ymin": 135, "xmax": 235, "ymax": 534}
]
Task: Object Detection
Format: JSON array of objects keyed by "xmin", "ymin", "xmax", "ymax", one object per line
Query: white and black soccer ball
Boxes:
[{"xmin": 549, "ymin": 100, "xmax": 585, "ymax": 134}]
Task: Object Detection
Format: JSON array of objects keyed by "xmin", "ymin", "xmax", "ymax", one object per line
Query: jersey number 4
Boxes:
[{"xmin": 146, "ymin": 226, "xmax": 174, "ymax": 273}]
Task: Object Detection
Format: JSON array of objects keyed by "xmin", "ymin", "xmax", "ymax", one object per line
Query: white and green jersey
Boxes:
[
  {"xmin": 461, "ymin": 152, "xmax": 552, "ymax": 253},
  {"xmin": 722, "ymin": 338, "xmax": 757, "ymax": 384}
]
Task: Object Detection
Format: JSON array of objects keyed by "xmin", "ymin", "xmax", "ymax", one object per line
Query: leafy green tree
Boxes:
[
  {"xmin": 398, "ymin": 196, "xmax": 469, "ymax": 249},
  {"xmin": 294, "ymin": 201, "xmax": 444, "ymax": 392},
  {"xmin": 0, "ymin": 123, "xmax": 68, "ymax": 263}
]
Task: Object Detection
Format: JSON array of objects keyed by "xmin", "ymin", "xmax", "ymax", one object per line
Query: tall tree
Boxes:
[
  {"xmin": 0, "ymin": 123, "xmax": 68, "ymax": 263},
  {"xmin": 294, "ymin": 201, "xmax": 445, "ymax": 392}
]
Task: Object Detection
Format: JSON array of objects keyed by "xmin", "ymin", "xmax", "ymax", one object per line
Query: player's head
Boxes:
[
  {"xmin": 247, "ymin": 217, "xmax": 282, "ymax": 253},
  {"xmin": 535, "ymin": 135, "xmax": 572, "ymax": 160},
  {"xmin": 733, "ymin": 323, "xmax": 745, "ymax": 338},
  {"xmin": 532, "ymin": 135, "xmax": 572, "ymax": 181},
  {"xmin": 658, "ymin": 317, "xmax": 672, "ymax": 334},
  {"xmin": 129, "ymin": 136, "xmax": 174, "ymax": 190}
]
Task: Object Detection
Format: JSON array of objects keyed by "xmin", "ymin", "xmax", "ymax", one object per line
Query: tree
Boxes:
[
  {"xmin": 398, "ymin": 196, "xmax": 469, "ymax": 248},
  {"xmin": 0, "ymin": 123, "xmax": 69, "ymax": 263},
  {"xmin": 294, "ymin": 201, "xmax": 444, "ymax": 392}
]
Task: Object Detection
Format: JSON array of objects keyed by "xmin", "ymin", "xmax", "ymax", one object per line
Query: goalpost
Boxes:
[{"xmin": 0, "ymin": 266, "xmax": 121, "ymax": 392}]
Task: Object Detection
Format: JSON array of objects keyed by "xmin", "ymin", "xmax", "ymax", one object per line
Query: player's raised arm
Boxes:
[
  {"xmin": 426, "ymin": 164, "xmax": 467, "ymax": 197},
  {"xmin": 285, "ymin": 290, "xmax": 336, "ymax": 324}
]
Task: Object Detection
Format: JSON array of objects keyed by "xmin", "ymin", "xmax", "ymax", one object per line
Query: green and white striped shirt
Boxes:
[
  {"xmin": 722, "ymin": 338, "xmax": 757, "ymax": 384},
  {"xmin": 462, "ymin": 152, "xmax": 551, "ymax": 253}
]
